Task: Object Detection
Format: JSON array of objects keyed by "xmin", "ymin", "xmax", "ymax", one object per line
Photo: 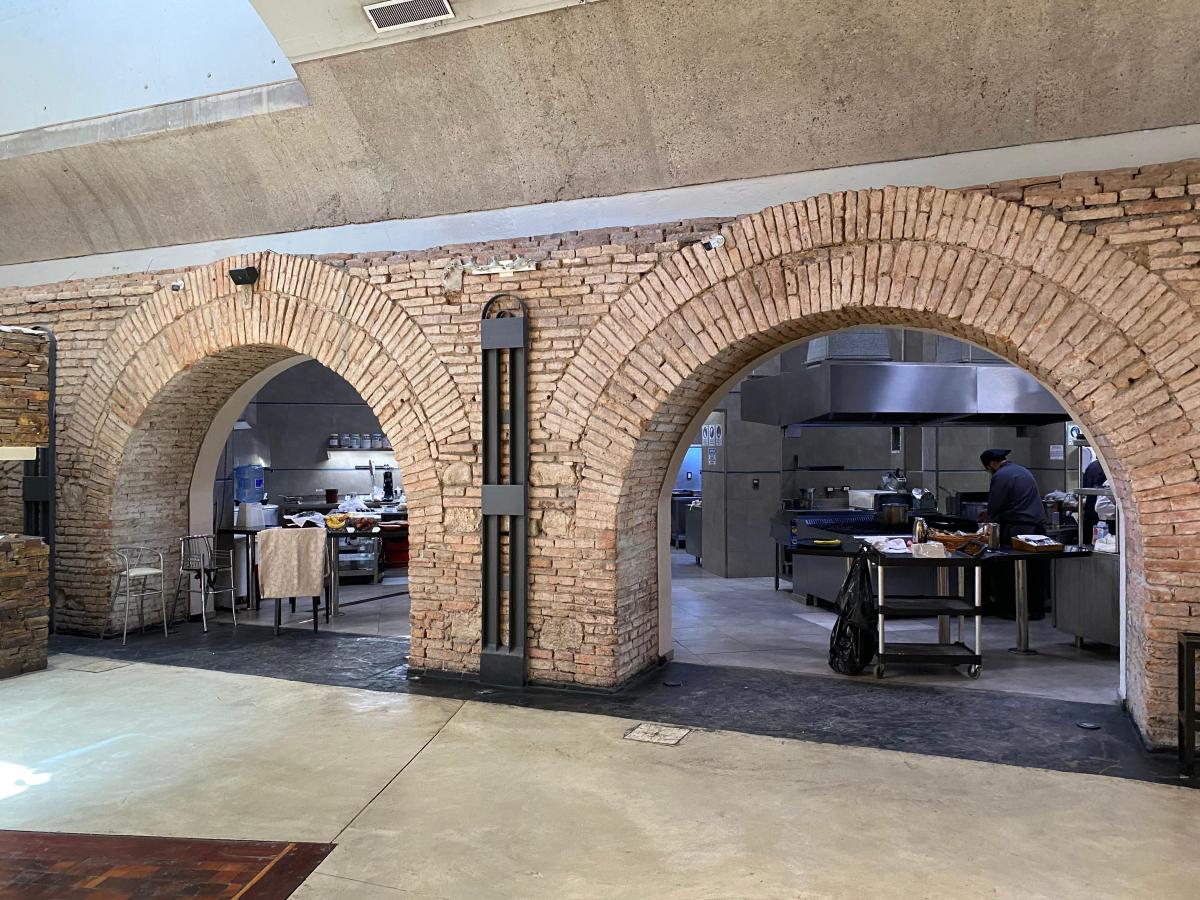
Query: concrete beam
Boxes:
[
  {"xmin": 2, "ymin": 0, "xmax": 1198, "ymax": 265},
  {"xmin": 3, "ymin": 122, "xmax": 1199, "ymax": 288}
]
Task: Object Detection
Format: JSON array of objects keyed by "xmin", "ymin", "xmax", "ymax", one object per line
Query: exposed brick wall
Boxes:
[
  {"xmin": 2, "ymin": 161, "xmax": 1200, "ymax": 742},
  {"xmin": 0, "ymin": 535, "xmax": 50, "ymax": 678},
  {"xmin": 105, "ymin": 345, "xmax": 297, "ymax": 634},
  {"xmin": 548, "ymin": 186, "xmax": 1200, "ymax": 744},
  {"xmin": 975, "ymin": 157, "xmax": 1200, "ymax": 305},
  {"xmin": 0, "ymin": 328, "xmax": 49, "ymax": 448}
]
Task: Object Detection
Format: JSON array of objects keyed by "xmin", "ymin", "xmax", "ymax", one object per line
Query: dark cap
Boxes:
[{"xmin": 980, "ymin": 448, "xmax": 1011, "ymax": 465}]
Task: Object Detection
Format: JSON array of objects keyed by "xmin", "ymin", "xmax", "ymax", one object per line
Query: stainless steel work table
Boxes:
[
  {"xmin": 980, "ymin": 545, "xmax": 1093, "ymax": 654},
  {"xmin": 786, "ymin": 538, "xmax": 1095, "ymax": 671}
]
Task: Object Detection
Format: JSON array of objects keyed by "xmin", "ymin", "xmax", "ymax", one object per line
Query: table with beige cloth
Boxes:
[{"xmin": 255, "ymin": 527, "xmax": 329, "ymax": 635}]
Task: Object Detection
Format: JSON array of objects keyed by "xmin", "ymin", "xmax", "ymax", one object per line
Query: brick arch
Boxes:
[
  {"xmin": 57, "ymin": 253, "xmax": 474, "ymax": 672},
  {"xmin": 557, "ymin": 189, "xmax": 1200, "ymax": 743}
]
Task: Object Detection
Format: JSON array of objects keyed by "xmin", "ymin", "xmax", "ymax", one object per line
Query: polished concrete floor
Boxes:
[
  {"xmin": 1, "ymin": 657, "xmax": 1196, "ymax": 898},
  {"xmin": 672, "ymin": 551, "xmax": 1120, "ymax": 705}
]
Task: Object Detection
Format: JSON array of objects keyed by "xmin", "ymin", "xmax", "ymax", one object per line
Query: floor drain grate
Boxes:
[{"xmin": 624, "ymin": 723, "xmax": 691, "ymax": 746}]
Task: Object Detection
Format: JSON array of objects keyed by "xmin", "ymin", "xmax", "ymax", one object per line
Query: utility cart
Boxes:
[{"xmin": 869, "ymin": 548, "xmax": 985, "ymax": 679}]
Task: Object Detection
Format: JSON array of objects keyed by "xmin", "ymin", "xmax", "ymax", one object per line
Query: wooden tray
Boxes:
[
  {"xmin": 1012, "ymin": 537, "xmax": 1064, "ymax": 553},
  {"xmin": 928, "ymin": 530, "xmax": 987, "ymax": 556}
]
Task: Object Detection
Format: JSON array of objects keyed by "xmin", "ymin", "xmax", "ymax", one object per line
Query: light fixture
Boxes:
[
  {"xmin": 229, "ymin": 266, "xmax": 259, "ymax": 286},
  {"xmin": 233, "ymin": 420, "xmax": 252, "ymax": 431}
]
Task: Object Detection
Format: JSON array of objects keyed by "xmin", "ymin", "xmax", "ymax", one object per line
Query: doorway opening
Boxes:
[
  {"xmin": 665, "ymin": 326, "xmax": 1122, "ymax": 705},
  {"xmin": 106, "ymin": 346, "xmax": 411, "ymax": 657},
  {"xmin": 195, "ymin": 359, "xmax": 411, "ymax": 638}
]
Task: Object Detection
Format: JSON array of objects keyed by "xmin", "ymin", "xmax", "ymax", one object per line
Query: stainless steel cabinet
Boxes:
[
  {"xmin": 685, "ymin": 505, "xmax": 703, "ymax": 563},
  {"xmin": 1053, "ymin": 552, "xmax": 1120, "ymax": 646}
]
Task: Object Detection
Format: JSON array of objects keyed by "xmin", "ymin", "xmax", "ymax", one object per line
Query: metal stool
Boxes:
[
  {"xmin": 174, "ymin": 534, "xmax": 236, "ymax": 633},
  {"xmin": 106, "ymin": 548, "xmax": 166, "ymax": 646},
  {"xmin": 1179, "ymin": 631, "xmax": 1200, "ymax": 776}
]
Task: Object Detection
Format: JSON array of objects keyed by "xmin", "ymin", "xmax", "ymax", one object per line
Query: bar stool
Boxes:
[
  {"xmin": 174, "ymin": 534, "xmax": 236, "ymax": 633},
  {"xmin": 106, "ymin": 548, "xmax": 166, "ymax": 646}
]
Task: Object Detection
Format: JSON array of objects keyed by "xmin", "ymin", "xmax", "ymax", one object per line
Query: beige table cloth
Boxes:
[{"xmin": 256, "ymin": 527, "xmax": 326, "ymax": 598}]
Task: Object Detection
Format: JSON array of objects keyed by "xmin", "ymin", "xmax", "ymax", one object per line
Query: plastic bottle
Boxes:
[{"xmin": 233, "ymin": 464, "xmax": 266, "ymax": 503}]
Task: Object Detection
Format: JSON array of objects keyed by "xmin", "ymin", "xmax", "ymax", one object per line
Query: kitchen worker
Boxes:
[
  {"xmin": 1084, "ymin": 458, "xmax": 1108, "ymax": 542},
  {"xmin": 981, "ymin": 448, "xmax": 1047, "ymax": 543},
  {"xmin": 981, "ymin": 448, "xmax": 1048, "ymax": 619}
]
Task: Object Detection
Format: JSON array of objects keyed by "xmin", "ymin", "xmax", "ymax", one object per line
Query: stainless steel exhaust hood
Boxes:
[{"xmin": 740, "ymin": 361, "xmax": 1068, "ymax": 427}]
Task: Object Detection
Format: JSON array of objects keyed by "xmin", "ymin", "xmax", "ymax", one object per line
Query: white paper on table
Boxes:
[
  {"xmin": 1016, "ymin": 534, "xmax": 1056, "ymax": 546},
  {"xmin": 857, "ymin": 536, "xmax": 910, "ymax": 554}
]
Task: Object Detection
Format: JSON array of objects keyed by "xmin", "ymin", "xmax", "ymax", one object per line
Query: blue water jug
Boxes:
[{"xmin": 234, "ymin": 464, "xmax": 266, "ymax": 503}]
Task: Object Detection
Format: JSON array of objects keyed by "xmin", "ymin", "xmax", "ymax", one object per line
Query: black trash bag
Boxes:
[{"xmin": 828, "ymin": 548, "xmax": 877, "ymax": 675}]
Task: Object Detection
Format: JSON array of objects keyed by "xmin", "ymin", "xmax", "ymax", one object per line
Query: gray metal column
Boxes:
[{"xmin": 480, "ymin": 294, "xmax": 528, "ymax": 686}]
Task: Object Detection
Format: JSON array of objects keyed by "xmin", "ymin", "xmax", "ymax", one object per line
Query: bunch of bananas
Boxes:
[{"xmin": 324, "ymin": 513, "xmax": 350, "ymax": 530}]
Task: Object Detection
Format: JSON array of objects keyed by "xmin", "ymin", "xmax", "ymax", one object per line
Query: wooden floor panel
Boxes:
[{"xmin": 0, "ymin": 831, "xmax": 333, "ymax": 898}]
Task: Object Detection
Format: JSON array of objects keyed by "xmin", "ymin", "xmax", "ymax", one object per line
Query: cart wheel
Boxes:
[
  {"xmin": 874, "ymin": 664, "xmax": 885, "ymax": 679},
  {"xmin": 967, "ymin": 664, "xmax": 982, "ymax": 679}
]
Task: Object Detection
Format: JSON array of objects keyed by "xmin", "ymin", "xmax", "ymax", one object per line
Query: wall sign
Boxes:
[
  {"xmin": 701, "ymin": 423, "xmax": 723, "ymax": 447},
  {"xmin": 1050, "ymin": 444, "xmax": 1065, "ymax": 461},
  {"xmin": 706, "ymin": 448, "xmax": 717, "ymax": 466}
]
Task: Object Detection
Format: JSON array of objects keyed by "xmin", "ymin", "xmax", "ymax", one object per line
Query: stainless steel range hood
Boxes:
[{"xmin": 740, "ymin": 361, "xmax": 1068, "ymax": 427}]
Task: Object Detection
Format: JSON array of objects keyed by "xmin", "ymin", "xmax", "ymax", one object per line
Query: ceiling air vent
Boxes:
[{"xmin": 363, "ymin": 0, "xmax": 454, "ymax": 33}]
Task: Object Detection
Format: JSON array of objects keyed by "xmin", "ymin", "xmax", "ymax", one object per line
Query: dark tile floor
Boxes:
[
  {"xmin": 0, "ymin": 830, "xmax": 332, "ymax": 898},
  {"xmin": 50, "ymin": 622, "xmax": 1195, "ymax": 789}
]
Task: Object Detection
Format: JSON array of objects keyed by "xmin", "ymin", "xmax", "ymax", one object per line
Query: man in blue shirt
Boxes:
[
  {"xmin": 981, "ymin": 448, "xmax": 1048, "ymax": 619},
  {"xmin": 981, "ymin": 448, "xmax": 1047, "ymax": 543}
]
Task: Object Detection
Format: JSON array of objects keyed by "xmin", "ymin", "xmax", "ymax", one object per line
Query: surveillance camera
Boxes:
[
  {"xmin": 700, "ymin": 234, "xmax": 726, "ymax": 251},
  {"xmin": 229, "ymin": 266, "xmax": 260, "ymax": 286},
  {"xmin": 169, "ymin": 280, "xmax": 184, "ymax": 292}
]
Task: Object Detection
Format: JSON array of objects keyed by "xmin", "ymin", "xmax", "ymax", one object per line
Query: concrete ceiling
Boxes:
[{"xmin": 2, "ymin": 0, "xmax": 1199, "ymax": 266}]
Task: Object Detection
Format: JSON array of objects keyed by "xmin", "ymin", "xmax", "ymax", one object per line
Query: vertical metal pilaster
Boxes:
[{"xmin": 480, "ymin": 294, "xmax": 528, "ymax": 686}]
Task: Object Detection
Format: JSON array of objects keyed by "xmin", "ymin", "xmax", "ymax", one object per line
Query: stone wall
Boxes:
[
  {"xmin": 1, "ymin": 158, "xmax": 1200, "ymax": 742},
  {"xmin": 0, "ymin": 328, "xmax": 49, "ymax": 448},
  {"xmin": 0, "ymin": 535, "xmax": 50, "ymax": 678},
  {"xmin": 0, "ymin": 462, "xmax": 21, "ymax": 534},
  {"xmin": 0, "ymin": 328, "xmax": 49, "ymax": 543}
]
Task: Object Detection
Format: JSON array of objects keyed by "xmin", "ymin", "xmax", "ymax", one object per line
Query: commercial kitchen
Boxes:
[
  {"xmin": 669, "ymin": 327, "xmax": 1121, "ymax": 702},
  {"xmin": 205, "ymin": 360, "xmax": 410, "ymax": 636}
]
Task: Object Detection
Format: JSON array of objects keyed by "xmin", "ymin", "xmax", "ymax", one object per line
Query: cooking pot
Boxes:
[{"xmin": 876, "ymin": 503, "xmax": 909, "ymax": 526}]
